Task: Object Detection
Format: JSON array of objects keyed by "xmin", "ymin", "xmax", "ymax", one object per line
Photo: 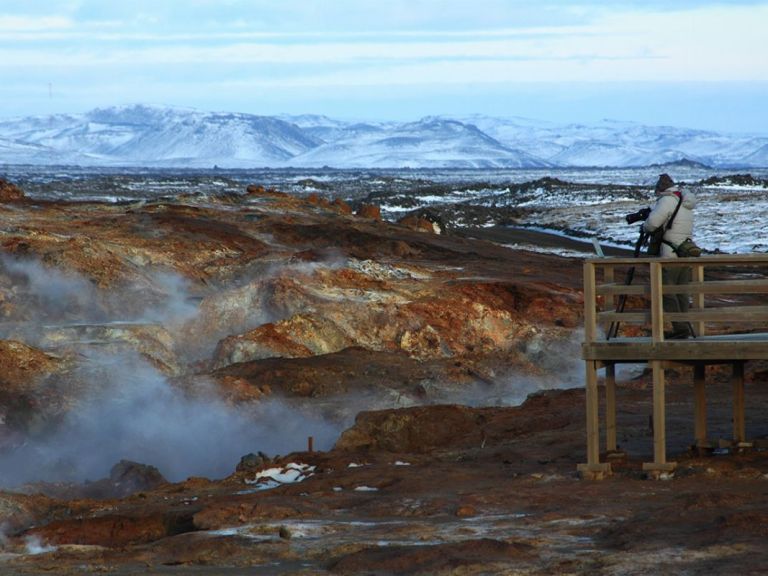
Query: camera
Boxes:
[{"xmin": 625, "ymin": 207, "xmax": 651, "ymax": 224}]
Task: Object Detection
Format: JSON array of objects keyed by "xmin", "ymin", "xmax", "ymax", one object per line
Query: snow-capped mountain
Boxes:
[
  {"xmin": 284, "ymin": 117, "xmax": 552, "ymax": 168},
  {"xmin": 0, "ymin": 105, "xmax": 321, "ymax": 168},
  {"xmin": 454, "ymin": 115, "xmax": 768, "ymax": 168},
  {"xmin": 0, "ymin": 104, "xmax": 766, "ymax": 169}
]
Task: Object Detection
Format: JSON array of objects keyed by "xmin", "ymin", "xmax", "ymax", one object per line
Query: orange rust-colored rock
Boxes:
[
  {"xmin": 307, "ymin": 193, "xmax": 331, "ymax": 209},
  {"xmin": 246, "ymin": 184, "xmax": 289, "ymax": 198},
  {"xmin": 331, "ymin": 198, "xmax": 353, "ymax": 214},
  {"xmin": 356, "ymin": 203, "xmax": 382, "ymax": 220},
  {"xmin": 0, "ymin": 178, "xmax": 24, "ymax": 201},
  {"xmin": 0, "ymin": 340, "xmax": 64, "ymax": 390},
  {"xmin": 25, "ymin": 512, "xmax": 193, "ymax": 547},
  {"xmin": 334, "ymin": 404, "xmax": 492, "ymax": 453},
  {"xmin": 398, "ymin": 214, "xmax": 438, "ymax": 233},
  {"xmin": 329, "ymin": 538, "xmax": 535, "ymax": 574}
]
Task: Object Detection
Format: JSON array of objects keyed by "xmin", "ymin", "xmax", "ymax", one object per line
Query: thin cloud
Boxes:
[{"xmin": 0, "ymin": 15, "xmax": 73, "ymax": 31}]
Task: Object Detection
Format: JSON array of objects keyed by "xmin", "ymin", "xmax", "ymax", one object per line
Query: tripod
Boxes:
[
  {"xmin": 607, "ymin": 226, "xmax": 696, "ymax": 340},
  {"xmin": 606, "ymin": 226, "xmax": 647, "ymax": 340}
]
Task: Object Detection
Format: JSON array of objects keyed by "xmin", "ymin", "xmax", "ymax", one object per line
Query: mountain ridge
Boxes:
[{"xmin": 0, "ymin": 104, "xmax": 765, "ymax": 169}]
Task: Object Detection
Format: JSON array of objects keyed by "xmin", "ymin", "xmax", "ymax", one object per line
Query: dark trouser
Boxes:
[{"xmin": 663, "ymin": 266, "xmax": 692, "ymax": 334}]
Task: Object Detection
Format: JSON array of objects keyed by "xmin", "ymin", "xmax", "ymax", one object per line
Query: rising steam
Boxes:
[
  {"xmin": 0, "ymin": 255, "xmax": 342, "ymax": 488},
  {"xmin": 0, "ymin": 351, "xmax": 339, "ymax": 486}
]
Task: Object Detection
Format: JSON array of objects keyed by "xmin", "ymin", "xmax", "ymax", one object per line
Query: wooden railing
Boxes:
[{"xmin": 584, "ymin": 254, "xmax": 768, "ymax": 343}]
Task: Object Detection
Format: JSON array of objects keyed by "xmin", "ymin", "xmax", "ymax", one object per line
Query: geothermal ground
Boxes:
[{"xmin": 1, "ymin": 177, "xmax": 768, "ymax": 574}]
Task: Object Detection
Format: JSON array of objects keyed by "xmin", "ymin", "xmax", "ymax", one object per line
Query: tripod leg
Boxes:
[{"xmin": 607, "ymin": 267, "xmax": 635, "ymax": 340}]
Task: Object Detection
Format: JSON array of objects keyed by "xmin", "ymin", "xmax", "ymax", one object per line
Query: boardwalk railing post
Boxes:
[
  {"xmin": 650, "ymin": 261, "xmax": 664, "ymax": 342},
  {"xmin": 693, "ymin": 263, "xmax": 705, "ymax": 336},
  {"xmin": 584, "ymin": 261, "xmax": 597, "ymax": 343}
]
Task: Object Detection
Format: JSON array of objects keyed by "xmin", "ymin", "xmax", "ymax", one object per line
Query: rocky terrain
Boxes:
[{"xmin": 0, "ymin": 176, "xmax": 768, "ymax": 574}]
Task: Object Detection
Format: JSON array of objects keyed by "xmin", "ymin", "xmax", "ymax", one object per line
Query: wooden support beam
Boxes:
[
  {"xmin": 605, "ymin": 364, "xmax": 617, "ymax": 453},
  {"xmin": 642, "ymin": 360, "xmax": 677, "ymax": 473},
  {"xmin": 694, "ymin": 364, "xmax": 707, "ymax": 447},
  {"xmin": 586, "ymin": 360, "xmax": 600, "ymax": 465},
  {"xmin": 733, "ymin": 361, "xmax": 746, "ymax": 443},
  {"xmin": 578, "ymin": 360, "xmax": 611, "ymax": 478}
]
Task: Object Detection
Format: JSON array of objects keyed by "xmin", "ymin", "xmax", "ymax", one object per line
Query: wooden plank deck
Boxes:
[{"xmin": 579, "ymin": 254, "xmax": 768, "ymax": 479}]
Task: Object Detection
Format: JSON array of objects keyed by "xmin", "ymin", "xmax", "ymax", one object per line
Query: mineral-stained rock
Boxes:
[
  {"xmin": 0, "ymin": 491, "xmax": 58, "ymax": 535},
  {"xmin": 39, "ymin": 323, "xmax": 181, "ymax": 375},
  {"xmin": 397, "ymin": 214, "xmax": 439, "ymax": 234},
  {"xmin": 334, "ymin": 391, "xmax": 583, "ymax": 454},
  {"xmin": 192, "ymin": 499, "xmax": 314, "ymax": 531},
  {"xmin": 328, "ymin": 538, "xmax": 535, "ymax": 574},
  {"xmin": 0, "ymin": 179, "xmax": 24, "ymax": 201},
  {"xmin": 212, "ymin": 314, "xmax": 354, "ymax": 368},
  {"xmin": 331, "ymin": 198, "xmax": 353, "ymax": 214},
  {"xmin": 209, "ymin": 261, "xmax": 574, "ymax": 369},
  {"xmin": 247, "ymin": 184, "xmax": 290, "ymax": 198},
  {"xmin": 0, "ymin": 340, "xmax": 65, "ymax": 391},
  {"xmin": 334, "ymin": 404, "xmax": 490, "ymax": 453},
  {"xmin": 355, "ymin": 203, "xmax": 382, "ymax": 220},
  {"xmin": 24, "ymin": 511, "xmax": 196, "ymax": 547}
]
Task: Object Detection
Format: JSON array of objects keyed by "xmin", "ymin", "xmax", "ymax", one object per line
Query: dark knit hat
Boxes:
[{"xmin": 655, "ymin": 173, "xmax": 674, "ymax": 192}]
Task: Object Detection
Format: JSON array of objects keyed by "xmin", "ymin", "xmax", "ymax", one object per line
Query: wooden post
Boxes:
[
  {"xmin": 577, "ymin": 360, "xmax": 611, "ymax": 478},
  {"xmin": 605, "ymin": 363, "xmax": 617, "ymax": 453},
  {"xmin": 733, "ymin": 362, "xmax": 746, "ymax": 444},
  {"xmin": 694, "ymin": 364, "xmax": 708, "ymax": 447},
  {"xmin": 642, "ymin": 360, "xmax": 676, "ymax": 473},
  {"xmin": 602, "ymin": 265, "xmax": 615, "ymax": 333},
  {"xmin": 585, "ymin": 360, "xmax": 600, "ymax": 465},
  {"xmin": 651, "ymin": 360, "xmax": 667, "ymax": 465},
  {"xmin": 692, "ymin": 263, "xmax": 705, "ymax": 337},
  {"xmin": 650, "ymin": 262, "xmax": 664, "ymax": 341},
  {"xmin": 584, "ymin": 261, "xmax": 597, "ymax": 342}
]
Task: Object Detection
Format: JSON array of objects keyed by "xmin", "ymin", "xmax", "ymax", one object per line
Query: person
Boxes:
[{"xmin": 643, "ymin": 173, "xmax": 697, "ymax": 339}]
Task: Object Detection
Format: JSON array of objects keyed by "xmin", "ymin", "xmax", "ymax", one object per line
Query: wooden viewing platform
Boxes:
[{"xmin": 579, "ymin": 254, "xmax": 768, "ymax": 478}]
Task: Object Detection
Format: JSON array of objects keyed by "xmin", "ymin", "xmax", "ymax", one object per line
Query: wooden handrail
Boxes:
[
  {"xmin": 597, "ymin": 279, "xmax": 768, "ymax": 296},
  {"xmin": 598, "ymin": 306, "xmax": 768, "ymax": 324}
]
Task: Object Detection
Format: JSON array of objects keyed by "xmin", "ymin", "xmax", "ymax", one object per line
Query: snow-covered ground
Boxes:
[{"xmin": 3, "ymin": 166, "xmax": 767, "ymax": 254}]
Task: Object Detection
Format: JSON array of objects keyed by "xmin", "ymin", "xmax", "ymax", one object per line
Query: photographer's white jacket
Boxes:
[{"xmin": 643, "ymin": 185, "xmax": 697, "ymax": 257}]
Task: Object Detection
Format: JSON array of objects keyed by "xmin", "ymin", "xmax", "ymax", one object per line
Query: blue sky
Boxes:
[{"xmin": 1, "ymin": 0, "xmax": 766, "ymax": 132}]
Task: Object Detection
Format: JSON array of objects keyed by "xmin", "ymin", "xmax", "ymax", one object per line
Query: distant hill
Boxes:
[{"xmin": 0, "ymin": 104, "xmax": 766, "ymax": 169}]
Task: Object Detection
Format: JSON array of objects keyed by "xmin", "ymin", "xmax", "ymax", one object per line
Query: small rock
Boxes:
[
  {"xmin": 356, "ymin": 204, "xmax": 381, "ymax": 220},
  {"xmin": 0, "ymin": 179, "xmax": 25, "ymax": 201},
  {"xmin": 237, "ymin": 452, "xmax": 269, "ymax": 472},
  {"xmin": 455, "ymin": 505, "xmax": 477, "ymax": 518}
]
